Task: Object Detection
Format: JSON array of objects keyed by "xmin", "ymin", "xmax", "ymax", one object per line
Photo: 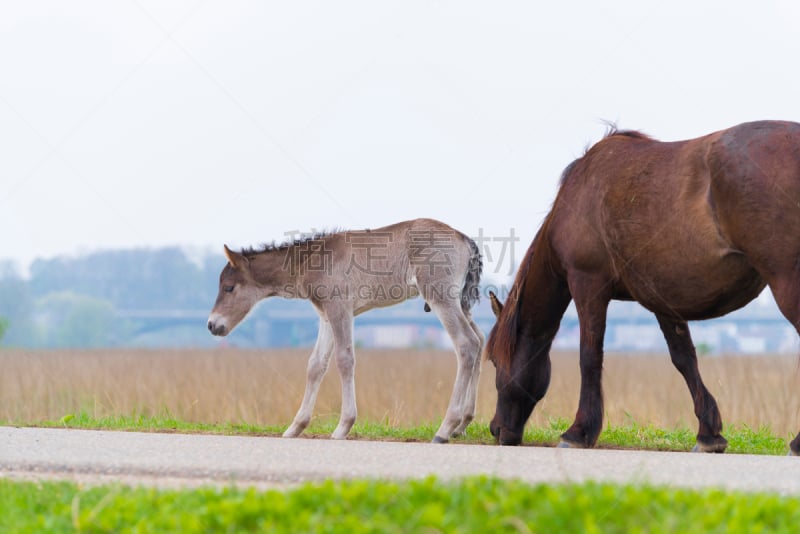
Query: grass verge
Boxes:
[
  {"xmin": 4, "ymin": 411, "xmax": 792, "ymax": 455},
  {"xmin": 2, "ymin": 476, "xmax": 799, "ymax": 533}
]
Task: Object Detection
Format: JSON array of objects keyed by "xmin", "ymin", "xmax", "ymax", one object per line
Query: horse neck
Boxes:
[
  {"xmin": 247, "ymin": 249, "xmax": 299, "ymax": 296},
  {"xmin": 516, "ymin": 244, "xmax": 570, "ymax": 342},
  {"xmin": 490, "ymin": 230, "xmax": 570, "ymax": 369}
]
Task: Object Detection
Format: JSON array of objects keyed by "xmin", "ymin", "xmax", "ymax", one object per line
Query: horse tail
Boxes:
[{"xmin": 461, "ymin": 235, "xmax": 482, "ymax": 313}]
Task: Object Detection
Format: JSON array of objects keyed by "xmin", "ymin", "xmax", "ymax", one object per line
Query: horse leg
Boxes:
[
  {"xmin": 329, "ymin": 312, "xmax": 357, "ymax": 440},
  {"xmin": 765, "ymin": 278, "xmax": 800, "ymax": 456},
  {"xmin": 283, "ymin": 320, "xmax": 334, "ymax": 438},
  {"xmin": 450, "ymin": 316, "xmax": 485, "ymax": 438},
  {"xmin": 655, "ymin": 314, "xmax": 726, "ymax": 453},
  {"xmin": 428, "ymin": 302, "xmax": 483, "ymax": 443},
  {"xmin": 560, "ymin": 276, "xmax": 610, "ymax": 448}
]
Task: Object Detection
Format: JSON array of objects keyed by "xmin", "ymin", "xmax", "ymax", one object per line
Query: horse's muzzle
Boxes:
[{"xmin": 490, "ymin": 417, "xmax": 522, "ymax": 446}]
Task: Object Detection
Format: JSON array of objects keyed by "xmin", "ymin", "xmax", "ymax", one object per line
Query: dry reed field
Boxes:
[{"xmin": 2, "ymin": 348, "xmax": 800, "ymax": 436}]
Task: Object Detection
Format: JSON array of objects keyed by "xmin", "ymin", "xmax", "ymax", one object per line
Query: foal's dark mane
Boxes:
[{"xmin": 240, "ymin": 229, "xmax": 343, "ymax": 259}]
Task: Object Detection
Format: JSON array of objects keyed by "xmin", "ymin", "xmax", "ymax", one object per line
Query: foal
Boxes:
[{"xmin": 208, "ymin": 218, "xmax": 484, "ymax": 443}]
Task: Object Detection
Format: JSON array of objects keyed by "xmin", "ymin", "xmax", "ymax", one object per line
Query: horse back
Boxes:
[{"xmin": 547, "ymin": 121, "xmax": 800, "ymax": 318}]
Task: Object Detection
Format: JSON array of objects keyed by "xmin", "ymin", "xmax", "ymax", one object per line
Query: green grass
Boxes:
[
  {"xmin": 1, "ymin": 416, "xmax": 796, "ymax": 531},
  {"xmin": 7, "ymin": 411, "xmax": 790, "ymax": 455},
  {"xmin": 2, "ymin": 476, "xmax": 799, "ymax": 533}
]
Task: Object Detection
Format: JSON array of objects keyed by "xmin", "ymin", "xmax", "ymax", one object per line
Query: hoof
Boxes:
[
  {"xmin": 283, "ymin": 420, "xmax": 309, "ymax": 438},
  {"xmin": 431, "ymin": 435, "xmax": 449, "ymax": 444},
  {"xmin": 557, "ymin": 437, "xmax": 585, "ymax": 449},
  {"xmin": 497, "ymin": 429, "xmax": 523, "ymax": 446},
  {"xmin": 331, "ymin": 428, "xmax": 351, "ymax": 440},
  {"xmin": 692, "ymin": 437, "xmax": 728, "ymax": 453}
]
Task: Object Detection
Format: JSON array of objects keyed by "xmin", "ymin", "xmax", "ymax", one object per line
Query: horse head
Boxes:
[{"xmin": 207, "ymin": 245, "xmax": 260, "ymax": 337}]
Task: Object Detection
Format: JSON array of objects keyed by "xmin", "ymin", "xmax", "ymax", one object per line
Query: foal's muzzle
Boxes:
[{"xmin": 207, "ymin": 320, "xmax": 227, "ymax": 337}]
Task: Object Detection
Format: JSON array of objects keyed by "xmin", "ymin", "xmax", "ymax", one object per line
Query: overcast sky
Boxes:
[{"xmin": 1, "ymin": 1, "xmax": 799, "ymax": 279}]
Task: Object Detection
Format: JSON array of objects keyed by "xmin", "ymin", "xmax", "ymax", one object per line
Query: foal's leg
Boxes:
[
  {"xmin": 560, "ymin": 277, "xmax": 610, "ymax": 448},
  {"xmin": 283, "ymin": 320, "xmax": 334, "ymax": 438},
  {"xmin": 428, "ymin": 302, "xmax": 483, "ymax": 443},
  {"xmin": 450, "ymin": 316, "xmax": 485, "ymax": 437},
  {"xmin": 656, "ymin": 314, "xmax": 726, "ymax": 453},
  {"xmin": 329, "ymin": 312, "xmax": 358, "ymax": 440}
]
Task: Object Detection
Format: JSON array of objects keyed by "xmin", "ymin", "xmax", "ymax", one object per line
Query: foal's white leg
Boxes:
[
  {"xmin": 330, "ymin": 314, "xmax": 357, "ymax": 440},
  {"xmin": 283, "ymin": 321, "xmax": 334, "ymax": 438},
  {"xmin": 451, "ymin": 316, "xmax": 485, "ymax": 437},
  {"xmin": 429, "ymin": 303, "xmax": 482, "ymax": 443}
]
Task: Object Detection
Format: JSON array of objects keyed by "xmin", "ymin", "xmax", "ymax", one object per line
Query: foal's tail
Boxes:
[{"xmin": 461, "ymin": 235, "xmax": 482, "ymax": 313}]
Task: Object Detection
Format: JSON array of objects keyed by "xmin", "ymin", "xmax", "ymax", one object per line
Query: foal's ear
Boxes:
[
  {"xmin": 223, "ymin": 244, "xmax": 249, "ymax": 269},
  {"xmin": 489, "ymin": 291, "xmax": 504, "ymax": 318}
]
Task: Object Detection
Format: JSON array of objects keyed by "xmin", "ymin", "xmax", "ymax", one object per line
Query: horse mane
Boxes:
[
  {"xmin": 601, "ymin": 122, "xmax": 653, "ymax": 142},
  {"xmin": 558, "ymin": 158, "xmax": 581, "ymax": 187},
  {"xmin": 240, "ymin": 229, "xmax": 343, "ymax": 258},
  {"xmin": 491, "ymin": 124, "xmax": 656, "ymax": 370},
  {"xmin": 565, "ymin": 124, "xmax": 653, "ymax": 187},
  {"xmin": 485, "ymin": 229, "xmax": 540, "ymax": 370}
]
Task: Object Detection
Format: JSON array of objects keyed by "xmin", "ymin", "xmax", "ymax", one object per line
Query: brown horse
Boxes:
[{"xmin": 485, "ymin": 120, "xmax": 800, "ymax": 455}]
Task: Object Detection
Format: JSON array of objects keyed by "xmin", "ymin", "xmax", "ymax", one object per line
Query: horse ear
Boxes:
[
  {"xmin": 489, "ymin": 291, "xmax": 504, "ymax": 318},
  {"xmin": 223, "ymin": 245, "xmax": 248, "ymax": 269}
]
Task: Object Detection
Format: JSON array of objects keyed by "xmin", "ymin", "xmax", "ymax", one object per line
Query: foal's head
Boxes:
[{"xmin": 207, "ymin": 245, "xmax": 262, "ymax": 337}]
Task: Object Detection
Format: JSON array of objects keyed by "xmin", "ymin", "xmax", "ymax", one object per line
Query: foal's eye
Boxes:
[{"xmin": 223, "ymin": 285, "xmax": 235, "ymax": 293}]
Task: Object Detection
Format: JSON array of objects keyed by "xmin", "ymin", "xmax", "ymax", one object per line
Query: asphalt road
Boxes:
[{"xmin": 2, "ymin": 426, "xmax": 800, "ymax": 493}]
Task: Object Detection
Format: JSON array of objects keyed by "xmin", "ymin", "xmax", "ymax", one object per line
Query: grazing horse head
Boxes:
[
  {"xmin": 485, "ymin": 290, "xmax": 528, "ymax": 445},
  {"xmin": 207, "ymin": 245, "xmax": 262, "ymax": 337}
]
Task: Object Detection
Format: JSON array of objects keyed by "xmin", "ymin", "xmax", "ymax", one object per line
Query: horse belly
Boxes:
[{"xmin": 622, "ymin": 253, "xmax": 765, "ymax": 320}]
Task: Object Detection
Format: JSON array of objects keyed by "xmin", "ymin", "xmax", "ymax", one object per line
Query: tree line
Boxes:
[{"xmin": 0, "ymin": 248, "xmax": 227, "ymax": 348}]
